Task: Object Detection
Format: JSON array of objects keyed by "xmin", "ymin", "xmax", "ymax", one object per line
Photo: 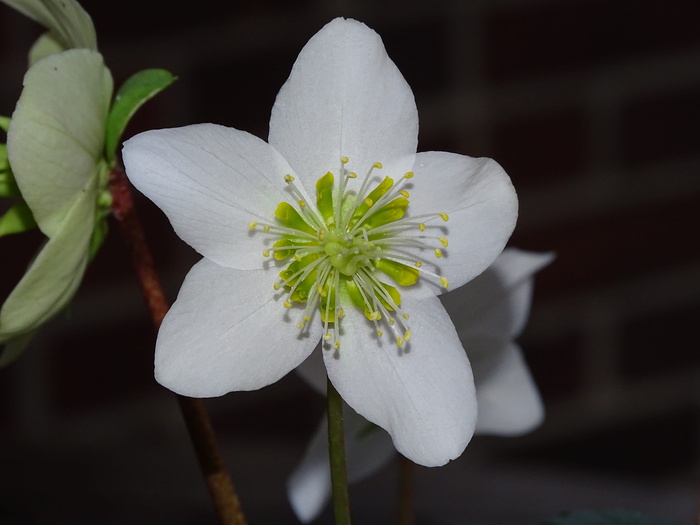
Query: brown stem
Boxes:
[
  {"xmin": 396, "ymin": 455, "xmax": 415, "ymax": 525},
  {"xmin": 109, "ymin": 166, "xmax": 248, "ymax": 525}
]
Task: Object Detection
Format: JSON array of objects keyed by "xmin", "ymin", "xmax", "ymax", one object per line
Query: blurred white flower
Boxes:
[{"xmin": 288, "ymin": 248, "xmax": 553, "ymax": 522}]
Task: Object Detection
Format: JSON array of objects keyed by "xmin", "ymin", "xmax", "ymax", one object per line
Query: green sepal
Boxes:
[
  {"xmin": 352, "ymin": 176, "xmax": 393, "ymax": 223},
  {"xmin": 272, "ymin": 238, "xmax": 294, "ymax": 260},
  {"xmin": 104, "ymin": 68, "xmax": 177, "ymax": 162},
  {"xmin": 315, "ymin": 171, "xmax": 335, "ymax": 226},
  {"xmin": 290, "ymin": 268, "xmax": 318, "ymax": 303},
  {"xmin": 346, "ymin": 278, "xmax": 365, "ymax": 311},
  {"xmin": 361, "ymin": 197, "xmax": 408, "ymax": 230},
  {"xmin": 0, "ymin": 116, "xmax": 10, "ymax": 133},
  {"xmin": 275, "ymin": 202, "xmax": 317, "ymax": 235},
  {"xmin": 279, "ymin": 253, "xmax": 319, "ymax": 288},
  {"xmin": 88, "ymin": 215, "xmax": 108, "ymax": 261},
  {"xmin": 374, "ymin": 258, "xmax": 419, "ymax": 286},
  {"xmin": 376, "ymin": 281, "xmax": 402, "ymax": 311},
  {"xmin": 0, "ymin": 201, "xmax": 38, "ymax": 237},
  {"xmin": 319, "ymin": 277, "xmax": 337, "ymax": 316}
]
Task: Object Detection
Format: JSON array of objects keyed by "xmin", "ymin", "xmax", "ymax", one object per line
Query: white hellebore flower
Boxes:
[
  {"xmin": 288, "ymin": 248, "xmax": 553, "ymax": 523},
  {"xmin": 122, "ymin": 18, "xmax": 518, "ymax": 466}
]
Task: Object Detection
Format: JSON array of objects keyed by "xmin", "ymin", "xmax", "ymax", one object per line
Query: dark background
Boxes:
[{"xmin": 0, "ymin": 0, "xmax": 699, "ymax": 523}]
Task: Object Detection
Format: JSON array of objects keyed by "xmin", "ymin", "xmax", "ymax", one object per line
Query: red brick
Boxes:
[
  {"xmin": 484, "ymin": 0, "xmax": 700, "ymax": 83},
  {"xmin": 620, "ymin": 301, "xmax": 700, "ymax": 379},
  {"xmin": 512, "ymin": 192, "xmax": 700, "ymax": 298},
  {"xmin": 491, "ymin": 108, "xmax": 589, "ymax": 188},
  {"xmin": 620, "ymin": 87, "xmax": 700, "ymax": 167}
]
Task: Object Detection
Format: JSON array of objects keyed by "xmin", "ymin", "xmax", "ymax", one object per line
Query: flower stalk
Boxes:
[
  {"xmin": 109, "ymin": 166, "xmax": 247, "ymax": 525},
  {"xmin": 327, "ymin": 376, "xmax": 352, "ymax": 525}
]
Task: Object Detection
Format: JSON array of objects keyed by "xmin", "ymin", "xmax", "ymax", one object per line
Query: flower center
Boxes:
[{"xmin": 249, "ymin": 157, "xmax": 449, "ymax": 351}]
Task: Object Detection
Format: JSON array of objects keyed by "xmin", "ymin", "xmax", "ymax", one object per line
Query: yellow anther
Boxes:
[
  {"xmin": 263, "ymin": 225, "xmax": 271, "ymax": 232},
  {"xmin": 334, "ymin": 340, "xmax": 341, "ymax": 350},
  {"xmin": 439, "ymin": 237, "xmax": 448, "ymax": 247},
  {"xmin": 263, "ymin": 249, "xmax": 270, "ymax": 257},
  {"xmin": 294, "ymin": 254, "xmax": 302, "ymax": 262},
  {"xmin": 273, "ymin": 282, "xmax": 280, "ymax": 290},
  {"xmin": 284, "ymin": 174, "xmax": 294, "ymax": 183},
  {"xmin": 364, "ymin": 197, "xmax": 373, "ymax": 207},
  {"xmin": 434, "ymin": 248, "xmax": 443, "ymax": 258},
  {"xmin": 399, "ymin": 190, "xmax": 410, "ymax": 198},
  {"xmin": 324, "ymin": 333, "xmax": 332, "ymax": 341},
  {"xmin": 298, "ymin": 200, "xmax": 306, "ymax": 207},
  {"xmin": 414, "ymin": 261, "xmax": 422, "ymax": 268},
  {"xmin": 397, "ymin": 337, "xmax": 404, "ymax": 348},
  {"xmin": 403, "ymin": 172, "xmax": 414, "ymax": 179},
  {"xmin": 340, "ymin": 156, "xmax": 349, "ymax": 164},
  {"xmin": 377, "ymin": 330, "xmax": 384, "ymax": 337},
  {"xmin": 283, "ymin": 300, "xmax": 292, "ymax": 308},
  {"xmin": 404, "ymin": 330, "xmax": 411, "ymax": 342},
  {"xmin": 373, "ymin": 162, "xmax": 383, "ymax": 169},
  {"xmin": 297, "ymin": 321, "xmax": 304, "ymax": 329},
  {"xmin": 368, "ymin": 311, "xmax": 381, "ymax": 321},
  {"xmin": 389, "ymin": 318, "xmax": 395, "ymax": 325},
  {"xmin": 248, "ymin": 221, "xmax": 258, "ymax": 230},
  {"xmin": 402, "ymin": 313, "xmax": 410, "ymax": 320},
  {"xmin": 317, "ymin": 285, "xmax": 327, "ymax": 297},
  {"xmin": 338, "ymin": 309, "xmax": 345, "ymax": 318},
  {"xmin": 419, "ymin": 223, "xmax": 426, "ymax": 232},
  {"xmin": 440, "ymin": 277, "xmax": 449, "ymax": 288},
  {"xmin": 304, "ymin": 316, "xmax": 311, "ymax": 323},
  {"xmin": 348, "ymin": 172, "xmax": 357, "ymax": 179},
  {"xmin": 439, "ymin": 213, "xmax": 449, "ymax": 222}
]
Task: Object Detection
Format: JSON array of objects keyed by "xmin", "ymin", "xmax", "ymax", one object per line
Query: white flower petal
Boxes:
[
  {"xmin": 469, "ymin": 339, "xmax": 544, "ymax": 436},
  {"xmin": 7, "ymin": 49, "xmax": 111, "ymax": 236},
  {"xmin": 3, "ymin": 0, "xmax": 97, "ymax": 52},
  {"xmin": 0, "ymin": 176, "xmax": 95, "ymax": 343},
  {"xmin": 324, "ymin": 292, "xmax": 476, "ymax": 467},
  {"xmin": 407, "ymin": 151, "xmax": 518, "ymax": 291},
  {"xmin": 155, "ymin": 259, "xmax": 322, "ymax": 397},
  {"xmin": 122, "ymin": 124, "xmax": 294, "ymax": 270},
  {"xmin": 287, "ymin": 404, "xmax": 395, "ymax": 523},
  {"xmin": 269, "ymin": 17, "xmax": 418, "ymax": 190},
  {"xmin": 441, "ymin": 248, "xmax": 554, "ymax": 339}
]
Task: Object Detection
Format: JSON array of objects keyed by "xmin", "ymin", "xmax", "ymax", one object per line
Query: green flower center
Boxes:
[{"xmin": 250, "ymin": 157, "xmax": 449, "ymax": 350}]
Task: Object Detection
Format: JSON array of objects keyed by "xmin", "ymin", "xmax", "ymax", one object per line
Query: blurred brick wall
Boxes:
[{"xmin": 1, "ymin": 0, "xmax": 699, "ymax": 491}]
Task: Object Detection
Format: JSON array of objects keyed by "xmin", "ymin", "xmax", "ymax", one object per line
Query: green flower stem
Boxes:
[
  {"xmin": 327, "ymin": 376, "xmax": 352, "ymax": 525},
  {"xmin": 109, "ymin": 166, "xmax": 247, "ymax": 525},
  {"xmin": 396, "ymin": 455, "xmax": 415, "ymax": 525}
]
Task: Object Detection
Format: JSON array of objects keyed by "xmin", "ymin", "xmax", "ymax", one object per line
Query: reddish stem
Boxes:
[{"xmin": 109, "ymin": 166, "xmax": 248, "ymax": 525}]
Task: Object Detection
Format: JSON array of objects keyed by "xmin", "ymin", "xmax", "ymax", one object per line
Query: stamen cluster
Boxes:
[{"xmin": 250, "ymin": 157, "xmax": 450, "ymax": 350}]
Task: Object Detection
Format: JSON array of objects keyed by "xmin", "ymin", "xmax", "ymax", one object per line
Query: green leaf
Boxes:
[
  {"xmin": 0, "ymin": 116, "xmax": 10, "ymax": 133},
  {"xmin": 0, "ymin": 201, "xmax": 37, "ymax": 237},
  {"xmin": 543, "ymin": 509, "xmax": 680, "ymax": 525},
  {"xmin": 7, "ymin": 49, "xmax": 112, "ymax": 237},
  {"xmin": 104, "ymin": 69, "xmax": 177, "ymax": 162}
]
